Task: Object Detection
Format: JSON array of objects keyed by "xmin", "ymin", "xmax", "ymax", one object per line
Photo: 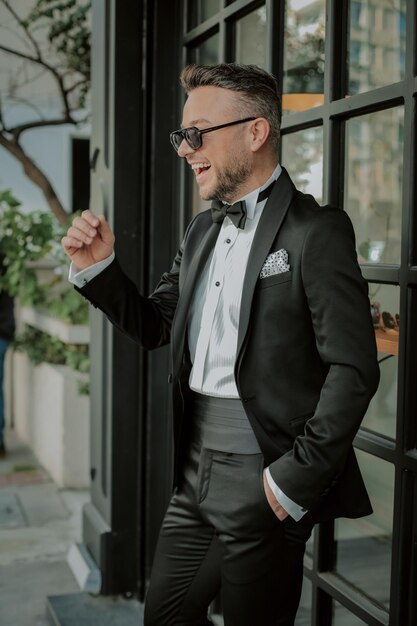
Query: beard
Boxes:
[{"xmin": 202, "ymin": 152, "xmax": 252, "ymax": 202}]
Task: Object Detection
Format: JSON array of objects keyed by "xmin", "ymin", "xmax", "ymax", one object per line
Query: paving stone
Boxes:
[
  {"xmin": 0, "ymin": 493, "xmax": 27, "ymax": 529},
  {"xmin": 47, "ymin": 592, "xmax": 144, "ymax": 626},
  {"xmin": 0, "ymin": 561, "xmax": 80, "ymax": 626}
]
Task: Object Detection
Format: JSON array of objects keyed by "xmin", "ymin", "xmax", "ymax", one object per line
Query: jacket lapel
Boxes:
[
  {"xmin": 236, "ymin": 168, "xmax": 297, "ymax": 362},
  {"xmin": 172, "ymin": 221, "xmax": 221, "ymax": 377}
]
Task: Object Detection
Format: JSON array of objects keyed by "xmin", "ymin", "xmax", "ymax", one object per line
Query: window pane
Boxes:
[
  {"xmin": 332, "ymin": 601, "xmax": 369, "ymax": 625},
  {"xmin": 305, "ymin": 531, "xmax": 313, "ymax": 558},
  {"xmin": 189, "ymin": 33, "xmax": 220, "ymax": 65},
  {"xmin": 347, "ymin": 0, "xmax": 407, "ymax": 95},
  {"xmin": 187, "ymin": 35, "xmax": 220, "ymax": 216},
  {"xmin": 344, "ymin": 107, "xmax": 404, "ymax": 265},
  {"xmin": 363, "ymin": 283, "xmax": 399, "ymax": 440},
  {"xmin": 335, "ymin": 450, "xmax": 394, "ymax": 609},
  {"xmin": 187, "ymin": 0, "xmax": 220, "ymax": 29},
  {"xmin": 281, "ymin": 127, "xmax": 323, "ymax": 204},
  {"xmin": 234, "ymin": 5, "xmax": 267, "ymax": 69},
  {"xmin": 295, "ymin": 576, "xmax": 312, "ymax": 625},
  {"xmin": 283, "ymin": 0, "xmax": 325, "ymax": 115}
]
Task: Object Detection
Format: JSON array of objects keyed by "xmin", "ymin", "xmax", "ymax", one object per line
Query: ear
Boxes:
[{"xmin": 249, "ymin": 118, "xmax": 270, "ymax": 153}]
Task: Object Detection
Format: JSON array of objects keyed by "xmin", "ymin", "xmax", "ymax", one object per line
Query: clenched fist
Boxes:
[{"xmin": 61, "ymin": 210, "xmax": 115, "ymax": 270}]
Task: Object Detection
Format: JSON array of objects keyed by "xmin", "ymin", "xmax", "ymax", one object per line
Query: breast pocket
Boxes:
[{"xmin": 258, "ymin": 270, "xmax": 292, "ymax": 289}]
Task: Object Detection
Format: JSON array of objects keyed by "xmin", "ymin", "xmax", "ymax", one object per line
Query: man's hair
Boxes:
[{"xmin": 180, "ymin": 63, "xmax": 281, "ymax": 152}]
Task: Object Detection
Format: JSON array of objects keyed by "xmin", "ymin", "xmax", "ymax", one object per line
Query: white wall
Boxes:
[{"xmin": 13, "ymin": 351, "xmax": 90, "ymax": 488}]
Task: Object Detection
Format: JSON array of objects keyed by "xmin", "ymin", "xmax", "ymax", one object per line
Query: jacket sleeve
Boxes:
[
  {"xmin": 268, "ymin": 208, "xmax": 380, "ymax": 510},
  {"xmin": 75, "ymin": 218, "xmax": 196, "ymax": 350}
]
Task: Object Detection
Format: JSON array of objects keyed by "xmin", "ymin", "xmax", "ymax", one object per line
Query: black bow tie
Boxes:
[
  {"xmin": 210, "ymin": 180, "xmax": 275, "ymax": 230},
  {"xmin": 210, "ymin": 199, "xmax": 247, "ymax": 229}
]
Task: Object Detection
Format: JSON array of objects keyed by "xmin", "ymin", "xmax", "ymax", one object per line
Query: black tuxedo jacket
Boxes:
[{"xmin": 78, "ymin": 168, "xmax": 380, "ymax": 523}]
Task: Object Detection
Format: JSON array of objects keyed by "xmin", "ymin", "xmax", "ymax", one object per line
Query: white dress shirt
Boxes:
[
  {"xmin": 69, "ymin": 163, "xmax": 307, "ymax": 521},
  {"xmin": 188, "ymin": 182, "xmax": 266, "ymax": 397}
]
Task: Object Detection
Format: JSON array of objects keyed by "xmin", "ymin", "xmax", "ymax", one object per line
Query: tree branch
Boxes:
[
  {"xmin": 0, "ymin": 43, "xmax": 50, "ymax": 68},
  {"xmin": 10, "ymin": 67, "xmax": 49, "ymax": 91},
  {"xmin": 4, "ymin": 96, "xmax": 44, "ymax": 122},
  {"xmin": 65, "ymin": 78, "xmax": 88, "ymax": 95},
  {"xmin": 12, "ymin": 116, "xmax": 76, "ymax": 140},
  {"xmin": 0, "ymin": 132, "xmax": 69, "ymax": 224},
  {"xmin": 0, "ymin": 0, "xmax": 42, "ymax": 59},
  {"xmin": 0, "ymin": 44, "xmax": 76, "ymax": 133}
]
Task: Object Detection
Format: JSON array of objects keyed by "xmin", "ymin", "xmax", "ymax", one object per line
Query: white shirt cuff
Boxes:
[
  {"xmin": 68, "ymin": 252, "xmax": 115, "ymax": 288},
  {"xmin": 265, "ymin": 466, "xmax": 308, "ymax": 522}
]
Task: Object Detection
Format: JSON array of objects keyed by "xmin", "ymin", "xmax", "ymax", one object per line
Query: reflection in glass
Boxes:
[
  {"xmin": 332, "ymin": 601, "xmax": 369, "ymax": 625},
  {"xmin": 295, "ymin": 576, "xmax": 312, "ymax": 625},
  {"xmin": 283, "ymin": 0, "xmax": 325, "ymax": 114},
  {"xmin": 186, "ymin": 33, "xmax": 220, "ymax": 216},
  {"xmin": 234, "ymin": 6, "xmax": 267, "ymax": 69},
  {"xmin": 363, "ymin": 283, "xmax": 399, "ymax": 439},
  {"xmin": 335, "ymin": 450, "xmax": 394, "ymax": 608},
  {"xmin": 187, "ymin": 33, "xmax": 220, "ymax": 215},
  {"xmin": 348, "ymin": 0, "xmax": 406, "ymax": 95},
  {"xmin": 189, "ymin": 33, "xmax": 220, "ymax": 66},
  {"xmin": 281, "ymin": 127, "xmax": 323, "ymax": 203},
  {"xmin": 188, "ymin": 0, "xmax": 220, "ymax": 29},
  {"xmin": 344, "ymin": 107, "xmax": 404, "ymax": 265},
  {"xmin": 305, "ymin": 531, "xmax": 313, "ymax": 557}
]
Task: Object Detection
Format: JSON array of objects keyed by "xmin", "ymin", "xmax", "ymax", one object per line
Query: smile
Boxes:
[{"xmin": 191, "ymin": 162, "xmax": 211, "ymax": 177}]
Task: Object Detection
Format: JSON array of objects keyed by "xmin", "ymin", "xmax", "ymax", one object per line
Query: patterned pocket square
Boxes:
[{"xmin": 260, "ymin": 249, "xmax": 290, "ymax": 279}]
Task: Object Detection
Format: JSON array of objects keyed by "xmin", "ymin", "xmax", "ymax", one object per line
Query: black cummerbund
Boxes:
[{"xmin": 190, "ymin": 393, "xmax": 261, "ymax": 454}]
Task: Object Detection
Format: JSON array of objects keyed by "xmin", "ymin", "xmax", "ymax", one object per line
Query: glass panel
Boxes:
[
  {"xmin": 347, "ymin": 0, "xmax": 407, "ymax": 95},
  {"xmin": 295, "ymin": 576, "xmax": 312, "ymax": 625},
  {"xmin": 305, "ymin": 531, "xmax": 314, "ymax": 557},
  {"xmin": 234, "ymin": 5, "xmax": 267, "ymax": 69},
  {"xmin": 364, "ymin": 283, "xmax": 399, "ymax": 439},
  {"xmin": 189, "ymin": 33, "xmax": 220, "ymax": 65},
  {"xmin": 283, "ymin": 0, "xmax": 326, "ymax": 115},
  {"xmin": 187, "ymin": 34, "xmax": 220, "ymax": 216},
  {"xmin": 335, "ymin": 450, "xmax": 394, "ymax": 609},
  {"xmin": 188, "ymin": 0, "xmax": 220, "ymax": 29},
  {"xmin": 332, "ymin": 601, "xmax": 369, "ymax": 625},
  {"xmin": 281, "ymin": 126, "xmax": 323, "ymax": 204},
  {"xmin": 344, "ymin": 107, "xmax": 404, "ymax": 265}
]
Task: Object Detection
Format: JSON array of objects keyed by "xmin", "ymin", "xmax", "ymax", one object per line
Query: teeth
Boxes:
[{"xmin": 191, "ymin": 163, "xmax": 210, "ymax": 170}]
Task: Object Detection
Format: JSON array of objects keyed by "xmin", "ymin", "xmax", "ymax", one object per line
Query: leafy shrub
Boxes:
[
  {"xmin": 0, "ymin": 189, "xmax": 88, "ymax": 323},
  {"xmin": 0, "ymin": 189, "xmax": 89, "ymax": 391}
]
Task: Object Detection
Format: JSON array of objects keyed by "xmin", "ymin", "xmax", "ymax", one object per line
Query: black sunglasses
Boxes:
[{"xmin": 170, "ymin": 117, "xmax": 256, "ymax": 152}]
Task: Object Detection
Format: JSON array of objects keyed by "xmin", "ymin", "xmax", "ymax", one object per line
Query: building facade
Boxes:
[{"xmin": 87, "ymin": 1, "xmax": 417, "ymax": 624}]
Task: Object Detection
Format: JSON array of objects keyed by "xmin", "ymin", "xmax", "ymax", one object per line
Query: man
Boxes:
[
  {"xmin": 62, "ymin": 64, "xmax": 379, "ymax": 625},
  {"xmin": 0, "ymin": 251, "xmax": 15, "ymax": 458}
]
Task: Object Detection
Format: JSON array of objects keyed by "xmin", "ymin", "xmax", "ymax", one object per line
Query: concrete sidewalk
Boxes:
[
  {"xmin": 0, "ymin": 427, "xmax": 88, "ymax": 625},
  {"xmin": 0, "ymin": 428, "xmax": 143, "ymax": 626}
]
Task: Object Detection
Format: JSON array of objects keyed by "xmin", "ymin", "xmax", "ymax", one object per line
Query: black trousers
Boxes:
[{"xmin": 144, "ymin": 439, "xmax": 314, "ymax": 626}]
